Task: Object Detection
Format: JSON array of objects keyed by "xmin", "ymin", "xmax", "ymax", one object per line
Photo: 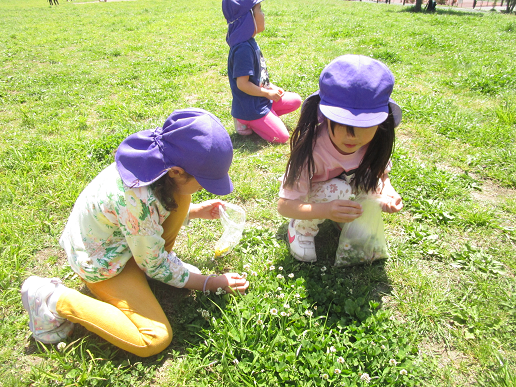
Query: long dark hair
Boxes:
[
  {"xmin": 283, "ymin": 94, "xmax": 396, "ymax": 194},
  {"xmin": 151, "ymin": 171, "xmax": 194, "ymax": 212}
]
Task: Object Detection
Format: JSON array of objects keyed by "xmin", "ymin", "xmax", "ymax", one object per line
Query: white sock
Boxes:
[{"xmin": 47, "ymin": 285, "xmax": 68, "ymax": 317}]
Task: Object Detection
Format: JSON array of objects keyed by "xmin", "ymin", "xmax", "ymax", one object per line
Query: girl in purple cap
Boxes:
[
  {"xmin": 278, "ymin": 55, "xmax": 404, "ymax": 263},
  {"xmin": 222, "ymin": 0, "xmax": 302, "ymax": 143},
  {"xmin": 20, "ymin": 108, "xmax": 249, "ymax": 357}
]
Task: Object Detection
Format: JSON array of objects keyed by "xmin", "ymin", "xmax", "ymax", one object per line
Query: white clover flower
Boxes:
[
  {"xmin": 243, "ymin": 264, "xmax": 251, "ymax": 270},
  {"xmin": 313, "ymin": 305, "xmax": 318, "ymax": 310},
  {"xmin": 278, "ymin": 266, "xmax": 283, "ymax": 271},
  {"xmin": 342, "ymin": 243, "xmax": 352, "ymax": 250},
  {"xmin": 257, "ymin": 319, "xmax": 264, "ymax": 325},
  {"xmin": 337, "ymin": 356, "xmax": 345, "ymax": 364},
  {"xmin": 251, "ymin": 271, "xmax": 257, "ymax": 276},
  {"xmin": 321, "ymin": 373, "xmax": 329, "ymax": 380},
  {"xmin": 400, "ymin": 369, "xmax": 408, "ymax": 376},
  {"xmin": 241, "ymin": 272, "xmax": 248, "ymax": 278},
  {"xmin": 329, "ymin": 346, "xmax": 336, "ymax": 353},
  {"xmin": 233, "ymin": 359, "xmax": 239, "ymax": 365},
  {"xmin": 288, "ymin": 273, "xmax": 295, "ymax": 278},
  {"xmin": 305, "ymin": 310, "xmax": 313, "ymax": 317},
  {"xmin": 381, "ymin": 345, "xmax": 386, "ymax": 350},
  {"xmin": 269, "ymin": 265, "xmax": 275, "ymax": 270},
  {"xmin": 270, "ymin": 308, "xmax": 278, "ymax": 315},
  {"xmin": 360, "ymin": 373, "xmax": 371, "ymax": 383},
  {"xmin": 201, "ymin": 310, "xmax": 210, "ymax": 318},
  {"xmin": 314, "ymin": 322, "xmax": 320, "ymax": 326},
  {"xmin": 278, "ymin": 293, "xmax": 285, "ymax": 299},
  {"xmin": 277, "ymin": 274, "xmax": 284, "ymax": 279},
  {"xmin": 389, "ymin": 359, "xmax": 398, "ymax": 366},
  {"xmin": 215, "ymin": 287, "xmax": 226, "ymax": 295},
  {"xmin": 283, "ymin": 303, "xmax": 290, "ymax": 308},
  {"xmin": 280, "ymin": 311, "xmax": 288, "ymax": 317},
  {"xmin": 57, "ymin": 342, "xmax": 66, "ymax": 351},
  {"xmin": 349, "ymin": 194, "xmax": 356, "ymax": 201},
  {"xmin": 334, "ymin": 368, "xmax": 341, "ymax": 374},
  {"xmin": 294, "ymin": 293, "xmax": 300, "ymax": 298},
  {"xmin": 277, "ymin": 287, "xmax": 282, "ymax": 291},
  {"xmin": 321, "ymin": 266, "xmax": 327, "ymax": 272}
]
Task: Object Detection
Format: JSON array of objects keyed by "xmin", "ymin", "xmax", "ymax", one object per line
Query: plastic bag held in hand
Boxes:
[
  {"xmin": 335, "ymin": 194, "xmax": 389, "ymax": 267},
  {"xmin": 214, "ymin": 203, "xmax": 246, "ymax": 257}
]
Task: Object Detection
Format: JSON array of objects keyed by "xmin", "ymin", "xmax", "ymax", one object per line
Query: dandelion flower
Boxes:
[
  {"xmin": 57, "ymin": 342, "xmax": 66, "ymax": 351},
  {"xmin": 334, "ymin": 368, "xmax": 341, "ymax": 374},
  {"xmin": 360, "ymin": 373, "xmax": 371, "ymax": 383},
  {"xmin": 400, "ymin": 369, "xmax": 408, "ymax": 376},
  {"xmin": 321, "ymin": 373, "xmax": 329, "ymax": 380},
  {"xmin": 270, "ymin": 308, "xmax": 278, "ymax": 315},
  {"xmin": 389, "ymin": 359, "xmax": 398, "ymax": 366},
  {"xmin": 288, "ymin": 273, "xmax": 295, "ymax": 278},
  {"xmin": 277, "ymin": 274, "xmax": 284, "ymax": 279},
  {"xmin": 305, "ymin": 310, "xmax": 313, "ymax": 317},
  {"xmin": 337, "ymin": 357, "xmax": 345, "ymax": 364}
]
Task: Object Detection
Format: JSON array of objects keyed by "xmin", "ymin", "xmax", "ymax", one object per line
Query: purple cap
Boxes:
[
  {"xmin": 318, "ymin": 55, "xmax": 402, "ymax": 128},
  {"xmin": 115, "ymin": 108, "xmax": 234, "ymax": 195},
  {"xmin": 222, "ymin": 0, "xmax": 264, "ymax": 47}
]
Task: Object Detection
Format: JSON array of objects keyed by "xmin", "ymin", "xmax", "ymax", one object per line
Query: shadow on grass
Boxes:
[
  {"xmin": 398, "ymin": 5, "xmax": 487, "ymax": 15},
  {"xmin": 274, "ymin": 219, "xmax": 393, "ymax": 326}
]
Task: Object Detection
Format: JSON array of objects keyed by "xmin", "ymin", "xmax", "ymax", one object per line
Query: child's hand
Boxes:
[
  {"xmin": 379, "ymin": 194, "xmax": 403, "ymax": 213},
  {"xmin": 264, "ymin": 87, "xmax": 283, "ymax": 102},
  {"xmin": 326, "ymin": 200, "xmax": 363, "ymax": 223},
  {"xmin": 190, "ymin": 200, "xmax": 224, "ymax": 220},
  {"xmin": 212, "ymin": 273, "xmax": 249, "ymax": 295}
]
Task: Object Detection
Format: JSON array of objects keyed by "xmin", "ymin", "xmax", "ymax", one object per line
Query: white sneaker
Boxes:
[
  {"xmin": 21, "ymin": 276, "xmax": 74, "ymax": 344},
  {"xmin": 287, "ymin": 219, "xmax": 317, "ymax": 262},
  {"xmin": 234, "ymin": 118, "xmax": 253, "ymax": 136}
]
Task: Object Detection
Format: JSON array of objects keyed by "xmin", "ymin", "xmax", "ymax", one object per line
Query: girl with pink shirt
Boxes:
[{"xmin": 277, "ymin": 55, "xmax": 403, "ymax": 263}]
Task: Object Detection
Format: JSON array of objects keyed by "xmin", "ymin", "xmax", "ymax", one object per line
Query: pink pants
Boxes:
[{"xmin": 237, "ymin": 92, "xmax": 302, "ymax": 143}]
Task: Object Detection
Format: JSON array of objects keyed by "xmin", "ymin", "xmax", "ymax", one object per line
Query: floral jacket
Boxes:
[{"xmin": 59, "ymin": 163, "xmax": 190, "ymax": 287}]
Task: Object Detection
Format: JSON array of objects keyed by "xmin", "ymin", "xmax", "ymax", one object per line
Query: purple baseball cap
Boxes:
[
  {"xmin": 222, "ymin": 0, "xmax": 264, "ymax": 47},
  {"xmin": 115, "ymin": 108, "xmax": 234, "ymax": 195},
  {"xmin": 318, "ymin": 55, "xmax": 402, "ymax": 128}
]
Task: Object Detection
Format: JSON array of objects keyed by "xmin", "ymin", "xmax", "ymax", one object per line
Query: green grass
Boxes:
[{"xmin": 1, "ymin": 0, "xmax": 516, "ymax": 385}]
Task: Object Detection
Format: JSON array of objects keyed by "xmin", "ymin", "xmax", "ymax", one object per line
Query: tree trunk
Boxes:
[{"xmin": 415, "ymin": 0, "xmax": 423, "ymax": 10}]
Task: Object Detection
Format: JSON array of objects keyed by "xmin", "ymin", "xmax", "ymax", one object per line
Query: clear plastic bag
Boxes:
[
  {"xmin": 335, "ymin": 194, "xmax": 389, "ymax": 267},
  {"xmin": 214, "ymin": 203, "xmax": 246, "ymax": 258}
]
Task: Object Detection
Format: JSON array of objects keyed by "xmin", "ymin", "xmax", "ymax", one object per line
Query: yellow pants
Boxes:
[{"xmin": 56, "ymin": 193, "xmax": 191, "ymax": 357}]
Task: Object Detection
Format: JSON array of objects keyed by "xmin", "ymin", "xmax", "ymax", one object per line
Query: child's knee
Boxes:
[{"xmin": 136, "ymin": 325, "xmax": 173, "ymax": 358}]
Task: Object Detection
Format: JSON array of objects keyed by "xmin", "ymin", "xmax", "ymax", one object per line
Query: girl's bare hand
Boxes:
[
  {"xmin": 326, "ymin": 200, "xmax": 363, "ymax": 223},
  {"xmin": 190, "ymin": 200, "xmax": 224, "ymax": 220},
  {"xmin": 213, "ymin": 273, "xmax": 249, "ymax": 295},
  {"xmin": 379, "ymin": 195, "xmax": 403, "ymax": 213}
]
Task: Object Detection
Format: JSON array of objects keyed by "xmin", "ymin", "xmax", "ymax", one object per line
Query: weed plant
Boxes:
[{"xmin": 1, "ymin": 0, "xmax": 515, "ymax": 385}]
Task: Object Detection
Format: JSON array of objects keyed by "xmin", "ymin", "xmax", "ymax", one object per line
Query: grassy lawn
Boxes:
[{"xmin": 1, "ymin": 0, "xmax": 515, "ymax": 385}]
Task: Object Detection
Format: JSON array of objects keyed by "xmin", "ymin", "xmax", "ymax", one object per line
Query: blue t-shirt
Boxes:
[{"xmin": 227, "ymin": 38, "xmax": 272, "ymax": 121}]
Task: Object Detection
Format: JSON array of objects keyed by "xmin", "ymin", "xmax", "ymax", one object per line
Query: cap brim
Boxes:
[
  {"xmin": 319, "ymin": 104, "xmax": 388, "ymax": 127},
  {"xmin": 196, "ymin": 174, "xmax": 234, "ymax": 196}
]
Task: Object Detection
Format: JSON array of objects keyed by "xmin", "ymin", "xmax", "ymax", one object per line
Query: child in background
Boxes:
[
  {"xmin": 277, "ymin": 55, "xmax": 403, "ymax": 262},
  {"xmin": 222, "ymin": 0, "xmax": 302, "ymax": 143},
  {"xmin": 21, "ymin": 108, "xmax": 249, "ymax": 357}
]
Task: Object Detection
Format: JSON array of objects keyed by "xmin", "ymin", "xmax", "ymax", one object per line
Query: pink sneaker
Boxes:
[
  {"xmin": 234, "ymin": 118, "xmax": 253, "ymax": 136},
  {"xmin": 21, "ymin": 276, "xmax": 74, "ymax": 344}
]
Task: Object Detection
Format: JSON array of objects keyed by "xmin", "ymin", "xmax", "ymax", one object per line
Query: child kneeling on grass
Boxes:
[
  {"xmin": 222, "ymin": 0, "xmax": 302, "ymax": 143},
  {"xmin": 21, "ymin": 108, "xmax": 249, "ymax": 357},
  {"xmin": 278, "ymin": 55, "xmax": 404, "ymax": 264}
]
